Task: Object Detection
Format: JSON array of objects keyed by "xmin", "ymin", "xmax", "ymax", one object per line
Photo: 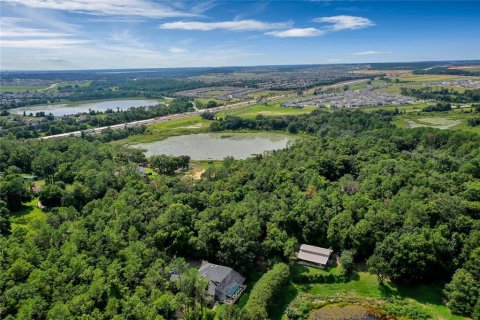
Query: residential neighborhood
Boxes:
[{"xmin": 282, "ymin": 90, "xmax": 417, "ymax": 108}]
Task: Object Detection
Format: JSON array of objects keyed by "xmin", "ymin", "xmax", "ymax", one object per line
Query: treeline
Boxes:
[
  {"xmin": 422, "ymin": 102, "xmax": 452, "ymax": 112},
  {"xmin": 401, "ymin": 87, "xmax": 480, "ymax": 103},
  {"xmin": 210, "ymin": 109, "xmax": 394, "ymax": 136},
  {"xmin": 1, "ymin": 79, "xmax": 206, "ymax": 110},
  {"xmin": 59, "ymin": 79, "xmax": 205, "ymax": 101},
  {"xmin": 0, "ymin": 110, "xmax": 479, "ymax": 318}
]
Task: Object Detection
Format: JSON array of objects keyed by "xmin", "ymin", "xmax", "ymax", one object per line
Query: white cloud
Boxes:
[
  {"xmin": 160, "ymin": 19, "xmax": 290, "ymax": 31},
  {"xmin": 265, "ymin": 15, "xmax": 374, "ymax": 39},
  {"xmin": 265, "ymin": 28, "xmax": 325, "ymax": 38},
  {"xmin": 1, "ymin": 39, "xmax": 93, "ymax": 48},
  {"xmin": 314, "ymin": 15, "xmax": 374, "ymax": 30},
  {"xmin": 169, "ymin": 47, "xmax": 188, "ymax": 53},
  {"xmin": 1, "ymin": 16, "xmax": 72, "ymax": 37},
  {"xmin": 1, "ymin": 29, "xmax": 72, "ymax": 37},
  {"xmin": 352, "ymin": 50, "xmax": 391, "ymax": 55},
  {"xmin": 3, "ymin": 0, "xmax": 197, "ymax": 18}
]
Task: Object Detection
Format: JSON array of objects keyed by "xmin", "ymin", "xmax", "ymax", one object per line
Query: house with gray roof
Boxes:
[
  {"xmin": 297, "ymin": 244, "xmax": 333, "ymax": 268},
  {"xmin": 198, "ymin": 261, "xmax": 246, "ymax": 304}
]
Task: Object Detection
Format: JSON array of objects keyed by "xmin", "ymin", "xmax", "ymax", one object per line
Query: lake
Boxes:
[
  {"xmin": 134, "ymin": 132, "xmax": 293, "ymax": 160},
  {"xmin": 11, "ymin": 99, "xmax": 159, "ymax": 117}
]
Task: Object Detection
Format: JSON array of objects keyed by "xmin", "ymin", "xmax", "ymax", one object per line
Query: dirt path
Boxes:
[{"xmin": 186, "ymin": 163, "xmax": 205, "ymax": 180}]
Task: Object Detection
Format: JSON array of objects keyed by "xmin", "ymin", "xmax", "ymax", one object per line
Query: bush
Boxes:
[
  {"xmin": 338, "ymin": 250, "xmax": 355, "ymax": 276},
  {"xmin": 245, "ymin": 263, "xmax": 290, "ymax": 320}
]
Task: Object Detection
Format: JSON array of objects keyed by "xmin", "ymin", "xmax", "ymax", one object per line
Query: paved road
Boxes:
[{"xmin": 40, "ymin": 93, "xmax": 294, "ymax": 140}]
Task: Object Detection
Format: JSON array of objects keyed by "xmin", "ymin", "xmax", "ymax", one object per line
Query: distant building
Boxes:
[
  {"xmin": 198, "ymin": 261, "xmax": 246, "ymax": 304},
  {"xmin": 297, "ymin": 244, "xmax": 333, "ymax": 268}
]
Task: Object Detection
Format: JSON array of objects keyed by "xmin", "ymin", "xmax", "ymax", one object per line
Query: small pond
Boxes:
[
  {"xmin": 134, "ymin": 132, "xmax": 293, "ymax": 160},
  {"xmin": 309, "ymin": 305, "xmax": 387, "ymax": 320},
  {"xmin": 11, "ymin": 99, "xmax": 159, "ymax": 117}
]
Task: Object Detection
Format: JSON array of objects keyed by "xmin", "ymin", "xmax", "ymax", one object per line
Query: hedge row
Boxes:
[{"xmin": 245, "ymin": 263, "xmax": 291, "ymax": 320}]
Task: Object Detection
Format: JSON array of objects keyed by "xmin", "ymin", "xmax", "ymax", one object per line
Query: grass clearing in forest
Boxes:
[
  {"xmin": 393, "ymin": 108, "xmax": 480, "ymax": 134},
  {"xmin": 10, "ymin": 197, "xmax": 46, "ymax": 231},
  {"xmin": 270, "ymin": 269, "xmax": 467, "ymax": 320}
]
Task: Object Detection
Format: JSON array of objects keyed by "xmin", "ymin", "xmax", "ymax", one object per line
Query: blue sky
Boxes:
[{"xmin": 1, "ymin": 0, "xmax": 479, "ymax": 70}]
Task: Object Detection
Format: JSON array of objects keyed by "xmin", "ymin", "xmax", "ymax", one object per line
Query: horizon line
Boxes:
[{"xmin": 1, "ymin": 59, "xmax": 480, "ymax": 73}]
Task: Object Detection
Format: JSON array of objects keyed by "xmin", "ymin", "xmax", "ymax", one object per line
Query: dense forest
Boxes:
[{"xmin": 1, "ymin": 110, "xmax": 479, "ymax": 319}]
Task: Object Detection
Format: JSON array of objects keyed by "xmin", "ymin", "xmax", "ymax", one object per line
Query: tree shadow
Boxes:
[
  {"xmin": 395, "ymin": 282, "xmax": 445, "ymax": 306},
  {"xmin": 378, "ymin": 280, "xmax": 445, "ymax": 307},
  {"xmin": 270, "ymin": 283, "xmax": 299, "ymax": 320},
  {"xmin": 10, "ymin": 204, "xmax": 35, "ymax": 221},
  {"xmin": 349, "ymin": 270, "xmax": 360, "ymax": 281}
]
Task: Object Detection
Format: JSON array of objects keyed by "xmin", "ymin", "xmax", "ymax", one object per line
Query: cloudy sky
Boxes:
[{"xmin": 1, "ymin": 0, "xmax": 479, "ymax": 70}]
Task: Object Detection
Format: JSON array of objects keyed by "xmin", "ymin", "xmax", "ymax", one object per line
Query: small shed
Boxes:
[{"xmin": 297, "ymin": 244, "xmax": 333, "ymax": 268}]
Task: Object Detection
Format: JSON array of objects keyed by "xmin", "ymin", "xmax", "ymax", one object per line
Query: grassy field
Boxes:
[
  {"xmin": 10, "ymin": 197, "xmax": 46, "ymax": 231},
  {"xmin": 362, "ymin": 103, "xmax": 427, "ymax": 113},
  {"xmin": 114, "ymin": 115, "xmax": 213, "ymax": 144},
  {"xmin": 220, "ymin": 102, "xmax": 316, "ymax": 119},
  {"xmin": 0, "ymin": 84, "xmax": 51, "ymax": 93}
]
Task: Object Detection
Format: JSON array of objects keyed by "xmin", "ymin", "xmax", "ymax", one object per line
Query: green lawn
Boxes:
[{"xmin": 10, "ymin": 197, "xmax": 46, "ymax": 231}]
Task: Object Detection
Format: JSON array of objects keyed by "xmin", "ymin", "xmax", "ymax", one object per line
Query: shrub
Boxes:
[
  {"xmin": 338, "ymin": 250, "xmax": 355, "ymax": 276},
  {"xmin": 245, "ymin": 263, "xmax": 290, "ymax": 320}
]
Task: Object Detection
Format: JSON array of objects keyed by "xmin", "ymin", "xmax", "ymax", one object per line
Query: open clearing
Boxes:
[
  {"xmin": 392, "ymin": 108, "xmax": 480, "ymax": 134},
  {"xmin": 261, "ymin": 266, "xmax": 467, "ymax": 320},
  {"xmin": 220, "ymin": 102, "xmax": 316, "ymax": 119},
  {"xmin": 406, "ymin": 117, "xmax": 462, "ymax": 129},
  {"xmin": 10, "ymin": 197, "xmax": 46, "ymax": 231}
]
